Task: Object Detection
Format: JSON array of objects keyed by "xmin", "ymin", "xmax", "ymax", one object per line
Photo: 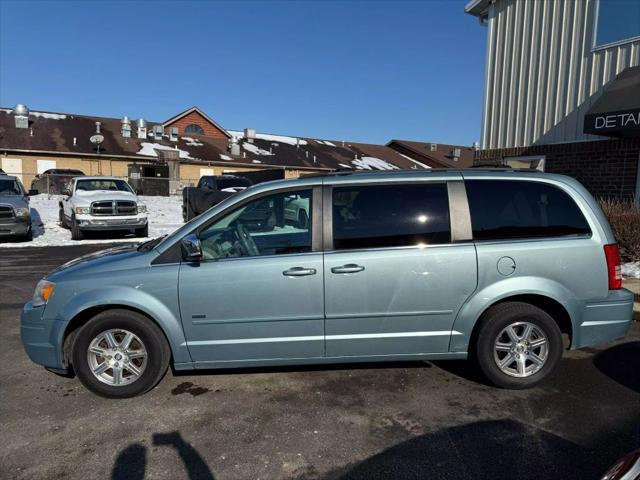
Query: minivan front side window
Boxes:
[
  {"xmin": 332, "ymin": 183, "xmax": 450, "ymax": 250},
  {"xmin": 198, "ymin": 189, "xmax": 312, "ymax": 260},
  {"xmin": 465, "ymin": 180, "xmax": 592, "ymax": 241}
]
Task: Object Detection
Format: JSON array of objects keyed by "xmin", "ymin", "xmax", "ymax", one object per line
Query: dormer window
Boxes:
[{"xmin": 185, "ymin": 124, "xmax": 205, "ymax": 135}]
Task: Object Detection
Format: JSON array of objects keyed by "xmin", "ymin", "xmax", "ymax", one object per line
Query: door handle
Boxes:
[
  {"xmin": 283, "ymin": 267, "xmax": 317, "ymax": 277},
  {"xmin": 331, "ymin": 264, "xmax": 365, "ymax": 274}
]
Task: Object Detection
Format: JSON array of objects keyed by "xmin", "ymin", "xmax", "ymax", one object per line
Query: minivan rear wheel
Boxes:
[
  {"xmin": 72, "ymin": 309, "xmax": 170, "ymax": 398},
  {"xmin": 474, "ymin": 302, "xmax": 563, "ymax": 389}
]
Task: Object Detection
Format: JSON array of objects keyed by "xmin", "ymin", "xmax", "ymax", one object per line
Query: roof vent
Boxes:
[
  {"xmin": 229, "ymin": 136, "xmax": 240, "ymax": 156},
  {"xmin": 121, "ymin": 116, "xmax": 131, "ymax": 138},
  {"xmin": 244, "ymin": 128, "xmax": 256, "ymax": 143},
  {"xmin": 169, "ymin": 126, "xmax": 178, "ymax": 142},
  {"xmin": 13, "ymin": 104, "xmax": 29, "ymax": 129},
  {"xmin": 473, "ymin": 141, "xmax": 480, "ymax": 151},
  {"xmin": 137, "ymin": 118, "xmax": 147, "ymax": 139},
  {"xmin": 429, "ymin": 143, "xmax": 438, "ymax": 152},
  {"xmin": 153, "ymin": 125, "xmax": 163, "ymax": 141}
]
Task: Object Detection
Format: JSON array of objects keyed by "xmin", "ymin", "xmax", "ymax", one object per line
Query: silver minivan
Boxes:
[{"xmin": 21, "ymin": 170, "xmax": 634, "ymax": 398}]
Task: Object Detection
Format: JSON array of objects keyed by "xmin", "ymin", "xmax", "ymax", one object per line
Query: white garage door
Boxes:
[
  {"xmin": 37, "ymin": 159, "xmax": 57, "ymax": 174},
  {"xmin": 1, "ymin": 158, "xmax": 23, "ymax": 182},
  {"xmin": 199, "ymin": 168, "xmax": 214, "ymax": 178}
]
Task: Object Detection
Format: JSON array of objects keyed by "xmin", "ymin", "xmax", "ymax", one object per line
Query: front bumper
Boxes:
[
  {"xmin": 20, "ymin": 301, "xmax": 65, "ymax": 369},
  {"xmin": 0, "ymin": 217, "xmax": 31, "ymax": 236},
  {"xmin": 573, "ymin": 288, "xmax": 635, "ymax": 349},
  {"xmin": 75, "ymin": 214, "xmax": 147, "ymax": 231}
]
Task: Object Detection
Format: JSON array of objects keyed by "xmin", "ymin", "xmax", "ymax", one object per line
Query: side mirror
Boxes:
[
  {"xmin": 181, "ymin": 233, "xmax": 202, "ymax": 262},
  {"xmin": 28, "ymin": 189, "xmax": 38, "ymax": 196},
  {"xmin": 62, "ymin": 188, "xmax": 71, "ymax": 197}
]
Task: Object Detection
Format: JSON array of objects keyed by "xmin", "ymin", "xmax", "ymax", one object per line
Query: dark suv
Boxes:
[{"xmin": 31, "ymin": 169, "xmax": 85, "ymax": 195}]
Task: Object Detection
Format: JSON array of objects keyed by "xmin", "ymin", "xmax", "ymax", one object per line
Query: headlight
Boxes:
[
  {"xmin": 74, "ymin": 206, "xmax": 90, "ymax": 215},
  {"xmin": 137, "ymin": 204, "xmax": 147, "ymax": 214},
  {"xmin": 33, "ymin": 280, "xmax": 55, "ymax": 307},
  {"xmin": 14, "ymin": 207, "xmax": 30, "ymax": 218}
]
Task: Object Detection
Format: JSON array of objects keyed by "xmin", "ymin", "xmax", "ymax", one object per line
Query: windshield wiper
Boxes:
[{"xmin": 137, "ymin": 235, "xmax": 167, "ymax": 252}]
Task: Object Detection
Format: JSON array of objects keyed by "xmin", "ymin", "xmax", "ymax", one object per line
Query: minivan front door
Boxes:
[
  {"xmin": 178, "ymin": 187, "xmax": 325, "ymax": 365},
  {"xmin": 324, "ymin": 181, "xmax": 477, "ymax": 358}
]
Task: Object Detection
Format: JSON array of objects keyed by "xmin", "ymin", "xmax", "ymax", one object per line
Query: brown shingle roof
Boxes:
[
  {"xmin": 0, "ymin": 108, "xmax": 431, "ymax": 172},
  {"xmin": 387, "ymin": 139, "xmax": 475, "ymax": 168}
]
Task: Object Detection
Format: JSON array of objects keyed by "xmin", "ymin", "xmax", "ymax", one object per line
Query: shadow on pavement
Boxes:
[
  {"xmin": 593, "ymin": 341, "xmax": 640, "ymax": 394},
  {"xmin": 112, "ymin": 431, "xmax": 215, "ymax": 480},
  {"xmin": 301, "ymin": 419, "xmax": 632, "ymax": 480}
]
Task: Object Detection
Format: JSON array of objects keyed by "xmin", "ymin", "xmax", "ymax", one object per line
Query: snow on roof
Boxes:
[
  {"xmin": 181, "ymin": 136, "xmax": 203, "ymax": 147},
  {"xmin": 252, "ymin": 159, "xmax": 262, "ymax": 163},
  {"xmin": 137, "ymin": 142, "xmax": 193, "ymax": 159},
  {"xmin": 31, "ymin": 111, "xmax": 67, "ymax": 120},
  {"xmin": 316, "ymin": 139, "xmax": 337, "ymax": 147},
  {"xmin": 352, "ymin": 156, "xmax": 399, "ymax": 171},
  {"xmin": 338, "ymin": 163, "xmax": 353, "ymax": 169},
  {"xmin": 396, "ymin": 152, "xmax": 431, "ymax": 169},
  {"xmin": 228, "ymin": 130, "xmax": 308, "ymax": 146},
  {"xmin": 219, "ymin": 154, "xmax": 232, "ymax": 161},
  {"xmin": 242, "ymin": 142, "xmax": 274, "ymax": 156}
]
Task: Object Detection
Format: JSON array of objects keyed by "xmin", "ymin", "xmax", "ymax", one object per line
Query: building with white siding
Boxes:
[{"xmin": 466, "ymin": 0, "xmax": 640, "ymax": 202}]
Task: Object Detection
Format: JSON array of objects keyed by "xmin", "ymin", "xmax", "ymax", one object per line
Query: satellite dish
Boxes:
[{"xmin": 90, "ymin": 134, "xmax": 104, "ymax": 145}]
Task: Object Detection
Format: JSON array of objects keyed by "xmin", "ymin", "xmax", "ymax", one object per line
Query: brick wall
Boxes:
[
  {"xmin": 474, "ymin": 138, "xmax": 640, "ymax": 200},
  {"xmin": 165, "ymin": 111, "xmax": 228, "ymax": 139}
]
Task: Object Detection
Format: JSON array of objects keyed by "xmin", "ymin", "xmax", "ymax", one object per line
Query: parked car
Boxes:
[
  {"xmin": 182, "ymin": 174, "xmax": 253, "ymax": 221},
  {"xmin": 22, "ymin": 170, "xmax": 634, "ymax": 398},
  {"xmin": 31, "ymin": 169, "xmax": 85, "ymax": 195},
  {"xmin": 0, "ymin": 175, "xmax": 35, "ymax": 241},
  {"xmin": 59, "ymin": 176, "xmax": 148, "ymax": 240}
]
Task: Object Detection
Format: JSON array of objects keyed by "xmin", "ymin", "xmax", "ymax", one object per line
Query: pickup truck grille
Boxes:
[
  {"xmin": 90, "ymin": 201, "xmax": 137, "ymax": 216},
  {"xmin": 0, "ymin": 205, "xmax": 14, "ymax": 220}
]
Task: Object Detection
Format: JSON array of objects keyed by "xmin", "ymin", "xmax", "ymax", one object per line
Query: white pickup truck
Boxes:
[{"xmin": 59, "ymin": 176, "xmax": 148, "ymax": 240}]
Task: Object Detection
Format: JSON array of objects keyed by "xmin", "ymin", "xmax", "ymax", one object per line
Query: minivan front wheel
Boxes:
[
  {"xmin": 72, "ymin": 309, "xmax": 170, "ymax": 398},
  {"xmin": 474, "ymin": 302, "xmax": 563, "ymax": 389}
]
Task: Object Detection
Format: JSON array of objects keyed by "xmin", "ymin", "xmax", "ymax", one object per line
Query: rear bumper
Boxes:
[
  {"xmin": 20, "ymin": 301, "xmax": 65, "ymax": 369},
  {"xmin": 573, "ymin": 289, "xmax": 634, "ymax": 349},
  {"xmin": 0, "ymin": 217, "xmax": 31, "ymax": 236}
]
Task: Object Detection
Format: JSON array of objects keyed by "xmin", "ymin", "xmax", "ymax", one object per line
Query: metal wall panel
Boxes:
[{"xmin": 481, "ymin": 0, "xmax": 640, "ymax": 149}]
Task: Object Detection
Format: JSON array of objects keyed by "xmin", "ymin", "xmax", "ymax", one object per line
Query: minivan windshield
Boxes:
[
  {"xmin": 0, "ymin": 179, "xmax": 22, "ymax": 195},
  {"xmin": 75, "ymin": 179, "xmax": 133, "ymax": 193}
]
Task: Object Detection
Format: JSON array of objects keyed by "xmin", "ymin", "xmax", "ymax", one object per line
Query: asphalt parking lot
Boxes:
[{"xmin": 1, "ymin": 245, "xmax": 639, "ymax": 480}]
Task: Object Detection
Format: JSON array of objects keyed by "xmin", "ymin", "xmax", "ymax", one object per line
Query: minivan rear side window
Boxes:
[
  {"xmin": 332, "ymin": 183, "xmax": 450, "ymax": 250},
  {"xmin": 465, "ymin": 180, "xmax": 591, "ymax": 241}
]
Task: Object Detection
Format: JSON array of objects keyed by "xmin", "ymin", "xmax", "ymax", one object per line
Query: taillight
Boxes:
[{"xmin": 604, "ymin": 243, "xmax": 622, "ymax": 290}]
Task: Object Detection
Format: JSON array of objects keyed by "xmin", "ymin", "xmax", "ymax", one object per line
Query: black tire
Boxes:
[
  {"xmin": 59, "ymin": 208, "xmax": 68, "ymax": 229},
  {"xmin": 297, "ymin": 210, "xmax": 309, "ymax": 229},
  {"xmin": 21, "ymin": 227, "xmax": 33, "ymax": 242},
  {"xmin": 473, "ymin": 301, "xmax": 563, "ymax": 389},
  {"xmin": 70, "ymin": 215, "xmax": 84, "ymax": 240},
  {"xmin": 72, "ymin": 309, "xmax": 171, "ymax": 398},
  {"xmin": 135, "ymin": 224, "xmax": 149, "ymax": 237}
]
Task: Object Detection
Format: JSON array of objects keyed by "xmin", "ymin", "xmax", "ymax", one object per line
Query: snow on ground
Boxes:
[
  {"xmin": 137, "ymin": 142, "xmax": 193, "ymax": 159},
  {"xmin": 0, "ymin": 194, "xmax": 183, "ymax": 248},
  {"xmin": 623, "ymin": 262, "xmax": 640, "ymax": 279}
]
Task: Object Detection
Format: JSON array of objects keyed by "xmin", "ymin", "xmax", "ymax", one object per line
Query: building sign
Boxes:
[{"xmin": 584, "ymin": 109, "xmax": 640, "ymax": 136}]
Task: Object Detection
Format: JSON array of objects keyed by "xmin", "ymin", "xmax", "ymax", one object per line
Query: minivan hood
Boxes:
[
  {"xmin": 74, "ymin": 190, "xmax": 137, "ymax": 204},
  {"xmin": 48, "ymin": 244, "xmax": 143, "ymax": 278}
]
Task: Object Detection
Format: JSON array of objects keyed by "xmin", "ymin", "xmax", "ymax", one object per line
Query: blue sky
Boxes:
[{"xmin": 0, "ymin": 0, "xmax": 485, "ymax": 145}]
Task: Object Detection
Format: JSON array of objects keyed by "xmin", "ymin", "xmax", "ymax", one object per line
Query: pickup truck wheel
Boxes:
[
  {"xmin": 72, "ymin": 309, "xmax": 170, "ymax": 398},
  {"xmin": 135, "ymin": 225, "xmax": 149, "ymax": 237},
  {"xmin": 473, "ymin": 302, "xmax": 563, "ymax": 389},
  {"xmin": 21, "ymin": 227, "xmax": 33, "ymax": 242},
  {"xmin": 70, "ymin": 215, "xmax": 85, "ymax": 240},
  {"xmin": 59, "ymin": 208, "xmax": 68, "ymax": 228}
]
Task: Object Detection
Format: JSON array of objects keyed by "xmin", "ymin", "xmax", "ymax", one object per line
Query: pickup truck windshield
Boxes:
[
  {"xmin": 0, "ymin": 179, "xmax": 21, "ymax": 195},
  {"xmin": 76, "ymin": 179, "xmax": 133, "ymax": 193}
]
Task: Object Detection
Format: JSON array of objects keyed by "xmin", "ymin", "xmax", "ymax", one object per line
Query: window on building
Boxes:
[
  {"xmin": 185, "ymin": 124, "xmax": 205, "ymax": 135},
  {"xmin": 594, "ymin": 0, "xmax": 640, "ymax": 49},
  {"xmin": 465, "ymin": 180, "xmax": 592, "ymax": 241},
  {"xmin": 198, "ymin": 189, "xmax": 312, "ymax": 260},
  {"xmin": 332, "ymin": 183, "xmax": 450, "ymax": 250}
]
